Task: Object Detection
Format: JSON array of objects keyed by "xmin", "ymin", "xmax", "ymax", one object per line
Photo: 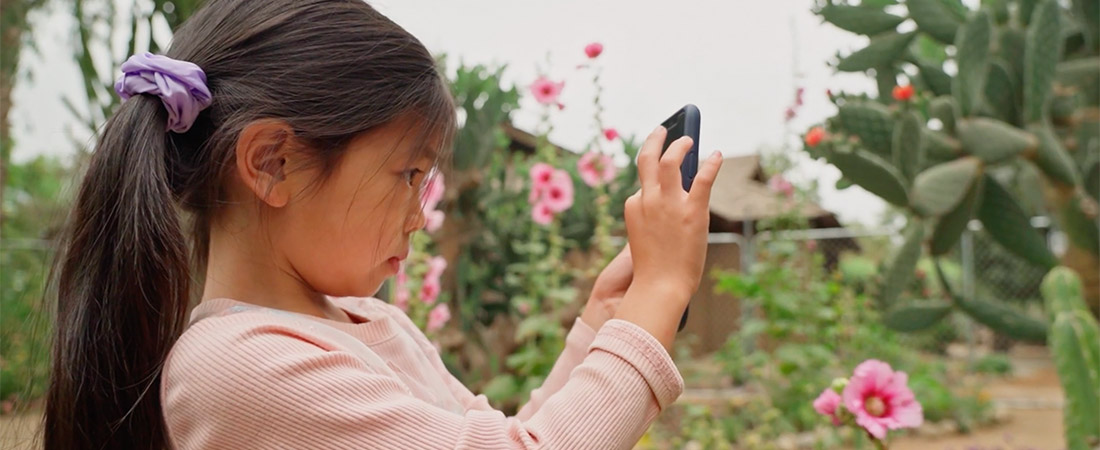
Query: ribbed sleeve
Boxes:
[{"xmin": 163, "ymin": 304, "xmax": 682, "ymax": 450}]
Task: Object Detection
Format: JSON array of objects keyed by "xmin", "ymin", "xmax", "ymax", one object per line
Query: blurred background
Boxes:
[{"xmin": 2, "ymin": 0, "xmax": 1097, "ymax": 448}]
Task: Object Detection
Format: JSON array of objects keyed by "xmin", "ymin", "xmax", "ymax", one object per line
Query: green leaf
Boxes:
[
  {"xmin": 915, "ymin": 58, "xmax": 953, "ymax": 97},
  {"xmin": 983, "ymin": 61, "xmax": 1019, "ymax": 124},
  {"xmin": 953, "ymin": 10, "xmax": 993, "ymax": 116},
  {"xmin": 957, "ymin": 118, "xmax": 1039, "ymax": 163},
  {"xmin": 930, "ymin": 175, "xmax": 983, "ymax": 255},
  {"xmin": 922, "ymin": 129, "xmax": 963, "ymax": 166},
  {"xmin": 1024, "ymin": 0, "xmax": 1064, "ymax": 123},
  {"xmin": 836, "ymin": 100, "xmax": 896, "ymax": 157},
  {"xmin": 1028, "ymin": 123, "xmax": 1080, "ymax": 187},
  {"xmin": 893, "ymin": 111, "xmax": 926, "ymax": 181},
  {"xmin": 912, "ymin": 157, "xmax": 982, "ymax": 217},
  {"xmin": 883, "ymin": 299, "xmax": 954, "ymax": 332},
  {"xmin": 977, "ymin": 175, "xmax": 1058, "ymax": 269},
  {"xmin": 818, "ymin": 4, "xmax": 906, "ymax": 35},
  {"xmin": 907, "ymin": 0, "xmax": 966, "ymax": 44},
  {"xmin": 826, "ymin": 148, "xmax": 910, "ymax": 206},
  {"xmin": 879, "ymin": 222, "xmax": 925, "ymax": 307},
  {"xmin": 481, "ymin": 375, "xmax": 518, "ymax": 402},
  {"xmin": 1057, "ymin": 57, "xmax": 1100, "ymax": 107},
  {"xmin": 956, "ymin": 295, "xmax": 1049, "ymax": 343},
  {"xmin": 929, "ymin": 96, "xmax": 959, "ymax": 135},
  {"xmin": 837, "ymin": 32, "xmax": 918, "ymax": 72},
  {"xmin": 1059, "ymin": 193, "xmax": 1100, "ymax": 257}
]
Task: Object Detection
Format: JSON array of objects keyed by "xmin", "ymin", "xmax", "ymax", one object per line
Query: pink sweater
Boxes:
[{"xmin": 162, "ymin": 297, "xmax": 684, "ymax": 449}]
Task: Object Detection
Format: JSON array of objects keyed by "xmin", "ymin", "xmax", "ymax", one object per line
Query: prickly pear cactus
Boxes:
[
  {"xmin": 1042, "ymin": 267, "xmax": 1100, "ymax": 450},
  {"xmin": 809, "ymin": 0, "xmax": 1100, "ymax": 336}
]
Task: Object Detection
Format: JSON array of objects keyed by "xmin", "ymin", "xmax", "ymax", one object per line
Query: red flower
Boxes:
[
  {"xmin": 805, "ymin": 127, "xmax": 826, "ymax": 147},
  {"xmin": 530, "ymin": 77, "xmax": 564, "ymax": 105},
  {"xmin": 892, "ymin": 85, "xmax": 914, "ymax": 102},
  {"xmin": 603, "ymin": 127, "xmax": 619, "ymax": 141},
  {"xmin": 585, "ymin": 42, "xmax": 604, "ymax": 59}
]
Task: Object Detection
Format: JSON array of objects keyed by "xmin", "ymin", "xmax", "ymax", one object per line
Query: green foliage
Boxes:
[
  {"xmin": 1041, "ymin": 268, "xmax": 1100, "ymax": 449},
  {"xmin": 879, "ymin": 222, "xmax": 925, "ymax": 306},
  {"xmin": 907, "ymin": 0, "xmax": 967, "ymax": 43},
  {"xmin": 957, "ymin": 118, "xmax": 1038, "ymax": 163},
  {"xmin": 825, "ymin": 147, "xmax": 910, "ymax": 207},
  {"xmin": 892, "ymin": 111, "xmax": 925, "ymax": 181},
  {"xmin": 953, "ymin": 10, "xmax": 993, "ymax": 116},
  {"xmin": 817, "ymin": 4, "xmax": 905, "ymax": 36},
  {"xmin": 835, "ymin": 100, "xmax": 896, "ymax": 157},
  {"xmin": 836, "ymin": 32, "xmax": 917, "ymax": 72},
  {"xmin": 1023, "ymin": 0, "xmax": 1064, "ymax": 123},
  {"xmin": 882, "ymin": 299, "xmax": 953, "ymax": 331},
  {"xmin": 973, "ymin": 353, "xmax": 1014, "ymax": 375},
  {"xmin": 911, "ymin": 157, "xmax": 981, "ymax": 217},
  {"xmin": 977, "ymin": 175, "xmax": 1058, "ymax": 269}
]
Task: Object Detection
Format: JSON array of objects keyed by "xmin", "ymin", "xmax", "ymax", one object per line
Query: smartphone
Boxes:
[{"xmin": 659, "ymin": 104, "xmax": 700, "ymax": 331}]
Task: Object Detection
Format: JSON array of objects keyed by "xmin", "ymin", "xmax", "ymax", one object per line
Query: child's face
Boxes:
[{"xmin": 272, "ymin": 119, "xmax": 434, "ymax": 298}]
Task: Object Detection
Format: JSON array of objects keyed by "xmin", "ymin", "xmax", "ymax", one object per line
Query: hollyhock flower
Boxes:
[
  {"xmin": 530, "ymin": 76, "xmax": 564, "ymax": 105},
  {"xmin": 603, "ymin": 127, "xmax": 619, "ymax": 141},
  {"xmin": 784, "ymin": 107, "xmax": 797, "ymax": 122},
  {"xmin": 420, "ymin": 278, "xmax": 440, "ymax": 304},
  {"xmin": 768, "ymin": 174, "xmax": 795, "ymax": 198},
  {"xmin": 425, "ymin": 209, "xmax": 445, "ymax": 233},
  {"xmin": 585, "ymin": 42, "xmax": 604, "ymax": 58},
  {"xmin": 426, "ymin": 255, "xmax": 448, "ymax": 284},
  {"xmin": 421, "ymin": 172, "xmax": 445, "ymax": 211},
  {"xmin": 892, "ymin": 84, "xmax": 914, "ymax": 102},
  {"xmin": 426, "ymin": 303, "xmax": 451, "ymax": 332},
  {"xmin": 530, "ymin": 163, "xmax": 555, "ymax": 194},
  {"xmin": 805, "ymin": 127, "xmax": 826, "ymax": 147},
  {"xmin": 542, "ymin": 170, "xmax": 574, "ymax": 213},
  {"xmin": 517, "ymin": 302, "xmax": 532, "ymax": 314},
  {"xmin": 532, "ymin": 201, "xmax": 555, "ymax": 225},
  {"xmin": 814, "ymin": 389, "xmax": 843, "ymax": 426},
  {"xmin": 842, "ymin": 359, "xmax": 924, "ymax": 439},
  {"xmin": 806, "ymin": 240, "xmax": 818, "ymax": 251},
  {"xmin": 577, "ymin": 151, "xmax": 617, "ymax": 187}
]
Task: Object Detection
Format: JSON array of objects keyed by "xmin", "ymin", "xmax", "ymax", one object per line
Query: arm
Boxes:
[
  {"xmin": 514, "ymin": 318, "xmax": 597, "ymax": 420},
  {"xmin": 163, "ymin": 319, "xmax": 682, "ymax": 450}
]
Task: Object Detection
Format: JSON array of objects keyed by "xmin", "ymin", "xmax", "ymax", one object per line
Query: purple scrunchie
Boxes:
[{"xmin": 114, "ymin": 52, "xmax": 212, "ymax": 133}]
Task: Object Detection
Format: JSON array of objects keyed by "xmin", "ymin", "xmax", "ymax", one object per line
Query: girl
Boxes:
[{"xmin": 45, "ymin": 0, "xmax": 722, "ymax": 448}]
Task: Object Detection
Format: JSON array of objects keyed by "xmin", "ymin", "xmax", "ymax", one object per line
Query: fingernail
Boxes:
[{"xmin": 712, "ymin": 151, "xmax": 723, "ymax": 159}]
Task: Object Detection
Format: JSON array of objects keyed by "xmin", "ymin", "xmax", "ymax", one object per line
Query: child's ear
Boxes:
[{"xmin": 235, "ymin": 120, "xmax": 298, "ymax": 208}]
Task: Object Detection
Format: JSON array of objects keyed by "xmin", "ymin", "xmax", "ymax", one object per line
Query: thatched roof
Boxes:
[{"xmin": 708, "ymin": 154, "xmax": 832, "ymax": 223}]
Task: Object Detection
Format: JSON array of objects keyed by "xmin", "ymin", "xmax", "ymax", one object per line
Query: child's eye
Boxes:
[{"xmin": 403, "ymin": 169, "xmax": 424, "ymax": 186}]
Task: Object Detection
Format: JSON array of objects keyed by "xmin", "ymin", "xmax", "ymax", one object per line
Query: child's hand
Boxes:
[
  {"xmin": 581, "ymin": 245, "xmax": 633, "ymax": 330},
  {"xmin": 614, "ymin": 126, "xmax": 722, "ymax": 350}
]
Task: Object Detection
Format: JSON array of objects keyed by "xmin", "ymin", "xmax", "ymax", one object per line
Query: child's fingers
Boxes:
[
  {"xmin": 658, "ymin": 136, "xmax": 693, "ymax": 192},
  {"xmin": 636, "ymin": 126, "xmax": 666, "ymax": 192},
  {"xmin": 689, "ymin": 151, "xmax": 723, "ymax": 208}
]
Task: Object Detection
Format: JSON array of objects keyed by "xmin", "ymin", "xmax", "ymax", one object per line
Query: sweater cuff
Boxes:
[
  {"xmin": 566, "ymin": 318, "xmax": 597, "ymax": 352},
  {"xmin": 588, "ymin": 319, "xmax": 684, "ymax": 409}
]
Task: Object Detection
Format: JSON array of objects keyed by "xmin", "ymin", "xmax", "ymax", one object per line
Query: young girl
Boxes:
[{"xmin": 45, "ymin": 0, "xmax": 722, "ymax": 448}]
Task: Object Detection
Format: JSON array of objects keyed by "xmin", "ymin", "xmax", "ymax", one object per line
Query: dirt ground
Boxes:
[{"xmin": 893, "ymin": 345, "xmax": 1066, "ymax": 450}]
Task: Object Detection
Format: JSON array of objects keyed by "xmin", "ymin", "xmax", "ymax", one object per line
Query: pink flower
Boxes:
[
  {"xmin": 585, "ymin": 42, "xmax": 604, "ymax": 58},
  {"xmin": 842, "ymin": 359, "xmax": 924, "ymax": 440},
  {"xmin": 542, "ymin": 170, "xmax": 574, "ymax": 213},
  {"xmin": 420, "ymin": 278, "xmax": 440, "ymax": 304},
  {"xmin": 517, "ymin": 302, "xmax": 532, "ymax": 314},
  {"xmin": 603, "ymin": 128, "xmax": 619, "ymax": 141},
  {"xmin": 814, "ymin": 389, "xmax": 843, "ymax": 426},
  {"xmin": 577, "ymin": 151, "xmax": 618, "ymax": 187},
  {"xmin": 784, "ymin": 107, "xmax": 797, "ymax": 122},
  {"xmin": 806, "ymin": 240, "xmax": 818, "ymax": 251},
  {"xmin": 421, "ymin": 172, "xmax": 445, "ymax": 211},
  {"xmin": 426, "ymin": 303, "xmax": 451, "ymax": 332},
  {"xmin": 426, "ymin": 255, "xmax": 448, "ymax": 284},
  {"xmin": 768, "ymin": 174, "xmax": 795, "ymax": 198},
  {"xmin": 425, "ymin": 209, "xmax": 445, "ymax": 233},
  {"xmin": 532, "ymin": 201, "xmax": 554, "ymax": 225},
  {"xmin": 530, "ymin": 76, "xmax": 564, "ymax": 106},
  {"xmin": 394, "ymin": 288, "xmax": 409, "ymax": 311},
  {"xmin": 530, "ymin": 162, "xmax": 555, "ymax": 192}
]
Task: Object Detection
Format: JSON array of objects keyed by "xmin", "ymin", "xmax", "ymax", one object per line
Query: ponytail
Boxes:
[{"xmin": 46, "ymin": 95, "xmax": 191, "ymax": 450}]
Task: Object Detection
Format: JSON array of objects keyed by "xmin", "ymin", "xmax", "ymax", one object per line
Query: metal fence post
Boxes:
[
  {"xmin": 961, "ymin": 226, "xmax": 977, "ymax": 370},
  {"xmin": 740, "ymin": 219, "xmax": 755, "ymax": 354}
]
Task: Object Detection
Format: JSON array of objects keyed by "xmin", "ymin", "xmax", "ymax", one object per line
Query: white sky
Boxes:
[{"xmin": 11, "ymin": 0, "xmax": 890, "ymax": 225}]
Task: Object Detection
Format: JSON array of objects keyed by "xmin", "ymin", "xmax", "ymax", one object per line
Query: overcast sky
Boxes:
[{"xmin": 11, "ymin": 0, "xmax": 893, "ymax": 225}]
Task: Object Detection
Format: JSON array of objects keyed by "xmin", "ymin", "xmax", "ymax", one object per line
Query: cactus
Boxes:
[
  {"xmin": 883, "ymin": 299, "xmax": 953, "ymax": 332},
  {"xmin": 957, "ymin": 117, "xmax": 1039, "ymax": 163},
  {"xmin": 818, "ymin": 4, "xmax": 906, "ymax": 36},
  {"xmin": 837, "ymin": 32, "xmax": 917, "ymax": 72},
  {"xmin": 808, "ymin": 0, "xmax": 1100, "ymax": 356},
  {"xmin": 1041, "ymin": 267, "xmax": 1100, "ymax": 449},
  {"xmin": 953, "ymin": 10, "xmax": 992, "ymax": 116},
  {"xmin": 912, "ymin": 157, "xmax": 981, "ymax": 216}
]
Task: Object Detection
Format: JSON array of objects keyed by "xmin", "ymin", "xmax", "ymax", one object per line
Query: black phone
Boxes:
[{"xmin": 659, "ymin": 104, "xmax": 700, "ymax": 331}]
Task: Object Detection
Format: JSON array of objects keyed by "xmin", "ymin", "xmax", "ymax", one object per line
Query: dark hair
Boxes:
[{"xmin": 45, "ymin": 0, "xmax": 455, "ymax": 448}]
